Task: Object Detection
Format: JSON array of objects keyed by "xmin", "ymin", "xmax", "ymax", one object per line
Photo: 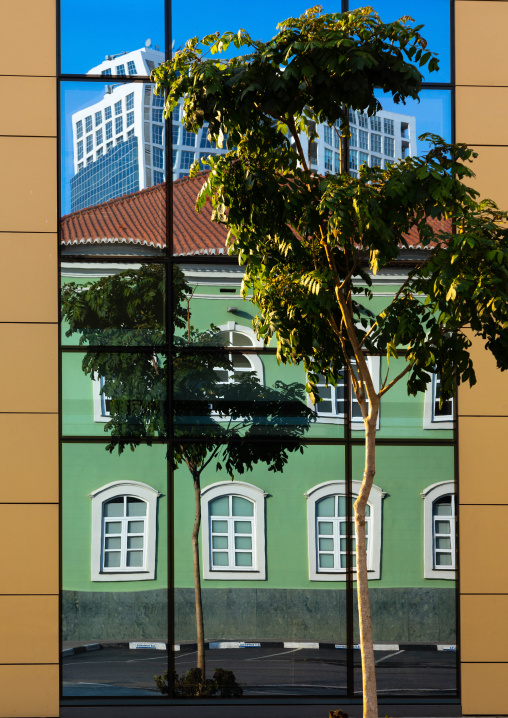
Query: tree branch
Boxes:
[{"xmin": 378, "ymin": 362, "xmax": 412, "ymax": 397}]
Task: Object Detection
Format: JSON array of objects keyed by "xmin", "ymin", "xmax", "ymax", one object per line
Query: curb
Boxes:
[
  {"xmin": 61, "ymin": 641, "xmax": 456, "ymax": 657},
  {"xmin": 61, "ymin": 643, "xmax": 101, "ymax": 657}
]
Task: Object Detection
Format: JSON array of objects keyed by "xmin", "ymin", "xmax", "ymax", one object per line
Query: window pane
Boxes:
[
  {"xmin": 436, "ymin": 553, "xmax": 452, "ymax": 566},
  {"xmin": 235, "ymin": 536, "xmax": 252, "ymax": 550},
  {"xmin": 319, "ymin": 538, "xmax": 334, "ymax": 551},
  {"xmin": 337, "ymin": 495, "xmax": 346, "ymax": 517},
  {"xmin": 104, "ymin": 498, "xmax": 124, "ymax": 517},
  {"xmin": 234, "ymin": 521, "xmax": 251, "ymax": 534},
  {"xmin": 436, "ymin": 537, "xmax": 451, "ymax": 550},
  {"xmin": 61, "ymin": 263, "xmax": 167, "ymax": 348},
  {"xmin": 318, "ymin": 521, "xmax": 333, "ymax": 535},
  {"xmin": 105, "ymin": 521, "xmax": 121, "ymax": 534},
  {"xmin": 104, "ymin": 552, "xmax": 121, "ymax": 568},
  {"xmin": 349, "ymin": 0, "xmax": 451, "ymax": 83},
  {"xmin": 212, "ymin": 536, "xmax": 228, "ymax": 549},
  {"xmin": 235, "ymin": 552, "xmax": 252, "ymax": 567},
  {"xmin": 210, "ymin": 496, "xmax": 229, "ymax": 516},
  {"xmin": 434, "ymin": 497, "xmax": 452, "ymax": 515},
  {"xmin": 127, "ymin": 498, "xmax": 147, "ymax": 516},
  {"xmin": 127, "ymin": 520, "xmax": 144, "ymax": 533},
  {"xmin": 105, "ymin": 537, "xmax": 121, "ymax": 550},
  {"xmin": 126, "ymin": 551, "xmax": 144, "ymax": 567},
  {"xmin": 127, "ymin": 536, "xmax": 144, "ymax": 549},
  {"xmin": 211, "ymin": 520, "xmax": 228, "ymax": 533},
  {"xmin": 212, "ymin": 552, "xmax": 229, "ymax": 566},
  {"xmin": 232, "ymin": 496, "xmax": 253, "ymax": 516},
  {"xmin": 316, "ymin": 496, "xmax": 335, "ymax": 517},
  {"xmin": 319, "ymin": 554, "xmax": 334, "ymax": 569},
  {"xmin": 435, "ymin": 520, "xmax": 451, "ymax": 534},
  {"xmin": 60, "ymin": 1, "xmax": 165, "ymax": 75}
]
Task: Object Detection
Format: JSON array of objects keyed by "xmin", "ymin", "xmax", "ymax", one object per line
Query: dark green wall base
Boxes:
[{"xmin": 62, "ymin": 587, "xmax": 456, "ymax": 644}]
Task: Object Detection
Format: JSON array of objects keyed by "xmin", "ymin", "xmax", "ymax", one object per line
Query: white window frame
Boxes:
[
  {"xmin": 421, "ymin": 481, "xmax": 456, "ymax": 580},
  {"xmin": 213, "ymin": 321, "xmax": 264, "ymax": 385},
  {"xmin": 309, "ymin": 356, "xmax": 380, "ymax": 429},
  {"xmin": 90, "ymin": 481, "xmax": 161, "ymax": 582},
  {"xmin": 201, "ymin": 481, "xmax": 267, "ymax": 580},
  {"xmin": 423, "ymin": 373, "xmax": 454, "ymax": 430},
  {"xmin": 93, "ymin": 375, "xmax": 110, "ymax": 422},
  {"xmin": 306, "ymin": 480, "xmax": 385, "ymax": 581}
]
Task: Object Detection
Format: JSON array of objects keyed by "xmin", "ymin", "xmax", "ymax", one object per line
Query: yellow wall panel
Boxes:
[
  {"xmin": 0, "ymin": 0, "xmax": 56, "ymax": 78},
  {"xmin": 456, "ymin": 86, "xmax": 508, "ymax": 146},
  {"xmin": 0, "ymin": 137, "xmax": 57, "ymax": 233},
  {"xmin": 461, "ymin": 595, "xmax": 508, "ymax": 663},
  {"xmin": 0, "ymin": 665, "xmax": 58, "ymax": 718},
  {"xmin": 459, "ymin": 331, "xmax": 508, "ymax": 417},
  {"xmin": 0, "ymin": 324, "xmax": 58, "ymax": 413},
  {"xmin": 0, "ymin": 77, "xmax": 56, "ymax": 137},
  {"xmin": 0, "ymin": 234, "xmax": 57, "ymax": 323},
  {"xmin": 460, "ymin": 505, "xmax": 508, "ymax": 594},
  {"xmin": 456, "ymin": 1, "xmax": 508, "ymax": 87},
  {"xmin": 0, "ymin": 505, "xmax": 58, "ymax": 595},
  {"xmin": 0, "ymin": 596, "xmax": 58, "ymax": 664},
  {"xmin": 457, "ymin": 145, "xmax": 508, "ymax": 209},
  {"xmin": 459, "ymin": 417, "xmax": 508, "ymax": 504},
  {"xmin": 461, "ymin": 662, "xmax": 508, "ymax": 715},
  {"xmin": 0, "ymin": 414, "xmax": 58, "ymax": 503}
]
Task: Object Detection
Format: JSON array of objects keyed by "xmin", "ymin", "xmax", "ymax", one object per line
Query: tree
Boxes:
[
  {"xmin": 153, "ymin": 6, "xmax": 508, "ymax": 716},
  {"xmin": 61, "ymin": 263, "xmax": 313, "ymax": 683}
]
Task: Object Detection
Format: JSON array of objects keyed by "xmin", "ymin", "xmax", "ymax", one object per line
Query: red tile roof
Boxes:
[
  {"xmin": 60, "ymin": 171, "xmax": 227, "ymax": 255},
  {"xmin": 60, "ymin": 170, "xmax": 451, "ymax": 254}
]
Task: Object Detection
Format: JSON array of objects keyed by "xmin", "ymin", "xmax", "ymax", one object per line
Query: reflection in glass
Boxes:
[
  {"xmin": 174, "ymin": 443, "xmax": 348, "ymax": 696},
  {"xmin": 62, "ymin": 351, "xmax": 167, "ymax": 439},
  {"xmin": 60, "ymin": 0, "xmax": 165, "ymax": 76},
  {"xmin": 61, "ymin": 263, "xmax": 166, "ymax": 347},
  {"xmin": 349, "ymin": 0, "xmax": 451, "ymax": 83},
  {"xmin": 351, "ymin": 445, "xmax": 457, "ymax": 696},
  {"xmin": 61, "ymin": 443, "xmax": 168, "ymax": 697},
  {"xmin": 60, "ymin": 82, "xmax": 167, "ymax": 232}
]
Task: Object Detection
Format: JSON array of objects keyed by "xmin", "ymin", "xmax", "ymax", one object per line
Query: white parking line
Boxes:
[
  {"xmin": 245, "ymin": 648, "xmax": 302, "ymax": 662},
  {"xmin": 375, "ymin": 649, "xmax": 404, "ymax": 664}
]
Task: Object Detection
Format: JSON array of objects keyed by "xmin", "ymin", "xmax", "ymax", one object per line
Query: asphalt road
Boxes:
[{"xmin": 62, "ymin": 645, "xmax": 457, "ymax": 698}]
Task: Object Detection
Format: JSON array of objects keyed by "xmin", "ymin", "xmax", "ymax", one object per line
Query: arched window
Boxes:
[
  {"xmin": 311, "ymin": 357, "xmax": 380, "ymax": 429},
  {"xmin": 423, "ymin": 372, "xmax": 454, "ymax": 429},
  {"xmin": 306, "ymin": 480, "xmax": 385, "ymax": 581},
  {"xmin": 213, "ymin": 322, "xmax": 264, "ymax": 385},
  {"xmin": 201, "ymin": 481, "xmax": 267, "ymax": 580},
  {"xmin": 89, "ymin": 481, "xmax": 161, "ymax": 581},
  {"xmin": 421, "ymin": 481, "xmax": 456, "ymax": 579}
]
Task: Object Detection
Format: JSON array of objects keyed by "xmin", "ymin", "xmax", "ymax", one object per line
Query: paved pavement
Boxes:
[{"xmin": 62, "ymin": 644, "xmax": 457, "ymax": 698}]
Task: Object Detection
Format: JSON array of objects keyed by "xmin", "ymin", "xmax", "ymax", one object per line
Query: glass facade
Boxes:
[{"xmin": 59, "ymin": 0, "xmax": 458, "ymax": 708}]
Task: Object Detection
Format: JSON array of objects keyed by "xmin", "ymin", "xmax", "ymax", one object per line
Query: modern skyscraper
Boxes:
[{"xmin": 69, "ymin": 46, "xmax": 416, "ymax": 212}]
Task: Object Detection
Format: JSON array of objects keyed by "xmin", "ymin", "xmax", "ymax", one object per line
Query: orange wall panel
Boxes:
[
  {"xmin": 0, "ymin": 414, "xmax": 58, "ymax": 503},
  {"xmin": 0, "ymin": 324, "xmax": 58, "ymax": 413},
  {"xmin": 0, "ymin": 77, "xmax": 56, "ymax": 137},
  {"xmin": 0, "ymin": 595, "xmax": 58, "ymax": 664},
  {"xmin": 0, "ymin": 234, "xmax": 58, "ymax": 323},
  {"xmin": 0, "ymin": 665, "xmax": 58, "ymax": 718},
  {"xmin": 0, "ymin": 0, "xmax": 56, "ymax": 77},
  {"xmin": 461, "ymin": 595, "xmax": 508, "ymax": 663},
  {"xmin": 0, "ymin": 505, "xmax": 58, "ymax": 595},
  {"xmin": 461, "ymin": 662, "xmax": 508, "ymax": 715},
  {"xmin": 0, "ymin": 137, "xmax": 57, "ymax": 233},
  {"xmin": 460, "ymin": 505, "xmax": 508, "ymax": 595},
  {"xmin": 456, "ymin": 1, "xmax": 508, "ymax": 87}
]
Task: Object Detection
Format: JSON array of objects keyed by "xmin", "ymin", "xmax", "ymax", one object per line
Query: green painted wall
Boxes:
[{"xmin": 62, "ymin": 442, "xmax": 168, "ymax": 592}]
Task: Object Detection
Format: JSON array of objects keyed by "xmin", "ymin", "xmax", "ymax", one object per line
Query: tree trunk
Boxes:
[
  {"xmin": 355, "ymin": 403, "xmax": 379, "ymax": 718},
  {"xmin": 192, "ymin": 471, "xmax": 206, "ymax": 677}
]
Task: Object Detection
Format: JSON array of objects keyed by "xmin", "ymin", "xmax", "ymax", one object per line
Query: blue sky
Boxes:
[{"xmin": 60, "ymin": 1, "xmax": 451, "ymax": 214}]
